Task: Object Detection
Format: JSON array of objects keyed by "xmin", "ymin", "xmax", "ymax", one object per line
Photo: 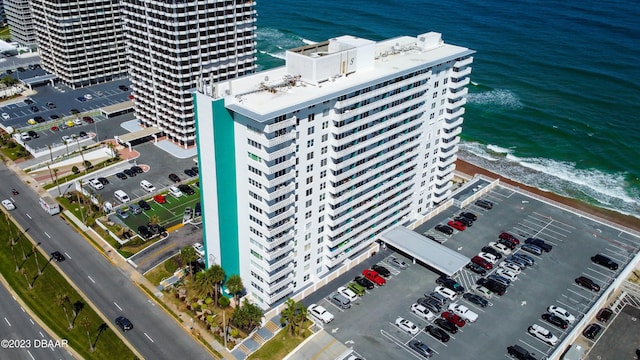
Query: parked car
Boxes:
[
  {"xmin": 477, "ymin": 251, "xmax": 498, "ymax": 264},
  {"xmin": 395, "ymin": 317, "xmax": 420, "ymax": 335},
  {"xmin": 434, "ymin": 286, "xmax": 458, "ymax": 301},
  {"xmin": 354, "ymin": 275, "xmax": 374, "ymax": 290},
  {"xmin": 27, "ymin": 130, "xmax": 39, "ymax": 138},
  {"xmin": 521, "ymin": 244, "xmax": 543, "ymax": 255},
  {"xmin": 591, "ymin": 254, "xmax": 619, "ymax": 270},
  {"xmin": 347, "ymin": 282, "xmax": 366, "ymax": 296},
  {"xmin": 575, "ymin": 276, "xmax": 600, "ymax": 291},
  {"xmin": 131, "ymin": 165, "xmax": 143, "ymax": 174},
  {"xmin": 507, "ymin": 344, "xmax": 536, "ymax": 360},
  {"xmin": 489, "ymin": 241, "xmax": 512, "ymax": 255},
  {"xmin": 448, "ymin": 303, "xmax": 478, "ymax": 322},
  {"xmin": 425, "ymin": 234, "xmax": 445, "ymax": 244},
  {"xmin": 583, "ymin": 323, "xmax": 602, "ymax": 340},
  {"xmin": 441, "ymin": 311, "xmax": 466, "ymax": 327},
  {"xmin": 178, "ymin": 184, "xmax": 195, "ymax": 195},
  {"xmin": 476, "ymin": 279, "xmax": 506, "ymax": 296},
  {"xmin": 481, "ymin": 246, "xmax": 503, "ymax": 260},
  {"xmin": 184, "ymin": 168, "xmax": 197, "ymax": 177},
  {"xmin": 462, "ymin": 293, "xmax": 488, "ymax": 308},
  {"xmin": 329, "ymin": 293, "xmax": 351, "ymax": 309},
  {"xmin": 460, "ymin": 211, "xmax": 478, "ymax": 221},
  {"xmin": 417, "ymin": 297, "xmax": 442, "ymax": 313},
  {"xmin": 475, "ymin": 199, "xmax": 493, "ymax": 209},
  {"xmin": 498, "ymin": 238, "xmax": 518, "ymax": 250},
  {"xmin": 192, "ymin": 243, "xmax": 205, "ymax": 257},
  {"xmin": 137, "ymin": 225, "xmax": 153, "ymax": 239},
  {"xmin": 183, "ymin": 207, "xmax": 193, "ymax": 222},
  {"xmin": 436, "ymin": 276, "xmax": 465, "ymax": 294},
  {"xmin": 512, "ymin": 252, "xmax": 535, "ymax": 266},
  {"xmin": 411, "ymin": 303, "xmax": 435, "ymax": 321},
  {"xmin": 115, "ymin": 172, "xmax": 127, "ymax": 180},
  {"xmin": 505, "ymin": 256, "xmax": 528, "ymax": 269},
  {"xmin": 362, "ymin": 269, "xmax": 385, "ymax": 286},
  {"xmin": 434, "ymin": 318, "xmax": 458, "ymax": 334},
  {"xmin": 191, "ymin": 166, "xmax": 199, "ymax": 174},
  {"xmin": 427, "ymin": 291, "xmax": 448, "ymax": 306},
  {"xmin": 488, "ymin": 274, "xmax": 511, "ymax": 286},
  {"xmin": 169, "ymin": 186, "xmax": 183, "ymax": 197},
  {"xmin": 466, "ymin": 262, "xmax": 487, "ymax": 275},
  {"xmin": 434, "ymin": 224, "xmax": 454, "ymax": 235},
  {"xmin": 88, "ymin": 178, "xmax": 104, "ymax": 190},
  {"xmin": 547, "ymin": 306, "xmax": 576, "ymax": 323},
  {"xmin": 528, "ymin": 324, "xmax": 558, "ymax": 345},
  {"xmin": 499, "ymin": 262, "xmax": 522, "ymax": 274},
  {"xmin": 387, "ymin": 256, "xmax": 408, "ymax": 269},
  {"xmin": 496, "ymin": 268, "xmax": 518, "ymax": 281},
  {"xmin": 525, "ymin": 237, "xmax": 552, "ymax": 252},
  {"xmin": 116, "ymin": 207, "xmax": 129, "ymax": 218},
  {"xmin": 408, "ymin": 340, "xmax": 434, "ymax": 358},
  {"xmin": 447, "ymin": 220, "xmax": 466, "ymax": 231},
  {"xmin": 137, "ymin": 200, "xmax": 151, "ymax": 211},
  {"xmin": 97, "ymin": 177, "xmax": 109, "ymax": 185},
  {"xmin": 123, "ymin": 169, "xmax": 136, "ymax": 177},
  {"xmin": 153, "ymin": 194, "xmax": 166, "ymax": 204},
  {"xmin": 471, "ymin": 256, "xmax": 493, "ymax": 270},
  {"xmin": 337, "ymin": 286, "xmax": 358, "ymax": 302},
  {"xmin": 454, "ymin": 216, "xmax": 473, "ymax": 226},
  {"xmin": 115, "ymin": 316, "xmax": 133, "ymax": 332},
  {"xmin": 541, "ymin": 313, "xmax": 569, "ymax": 329},
  {"xmin": 499, "ymin": 232, "xmax": 520, "ymax": 245},
  {"xmin": 425, "ymin": 325, "xmax": 449, "ymax": 343},
  {"xmin": 596, "ymin": 308, "xmax": 613, "ymax": 323},
  {"xmin": 118, "ymin": 85, "xmax": 130, "ymax": 91},
  {"xmin": 308, "ymin": 304, "xmax": 334, "ymax": 324},
  {"xmin": 371, "ymin": 264, "xmax": 391, "ymax": 277},
  {"xmin": 168, "ymin": 173, "xmax": 181, "ymax": 183}
]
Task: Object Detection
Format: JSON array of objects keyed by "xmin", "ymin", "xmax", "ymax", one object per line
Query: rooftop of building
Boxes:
[{"xmin": 196, "ymin": 32, "xmax": 474, "ymax": 122}]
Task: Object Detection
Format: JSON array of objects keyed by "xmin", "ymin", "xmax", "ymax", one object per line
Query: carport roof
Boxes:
[
  {"xmin": 101, "ymin": 100, "xmax": 133, "ymax": 115},
  {"xmin": 379, "ymin": 226, "xmax": 470, "ymax": 276},
  {"xmin": 115, "ymin": 126, "xmax": 162, "ymax": 143}
]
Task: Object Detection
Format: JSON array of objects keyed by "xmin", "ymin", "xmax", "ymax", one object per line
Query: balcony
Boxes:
[
  {"xmin": 440, "ymin": 144, "xmax": 458, "ymax": 156},
  {"xmin": 263, "ymin": 144, "xmax": 296, "ymax": 162},
  {"xmin": 444, "ymin": 108, "xmax": 465, "ymax": 120},
  {"xmin": 266, "ymin": 262, "xmax": 295, "ymax": 281},
  {"xmin": 265, "ymin": 229, "xmax": 295, "ymax": 249},
  {"xmin": 434, "ymin": 172, "xmax": 454, "ymax": 187},
  {"xmin": 449, "ymin": 77, "xmax": 470, "ymax": 90},
  {"xmin": 446, "ymin": 97, "xmax": 467, "ymax": 110},
  {"xmin": 439, "ymin": 154, "xmax": 456, "ymax": 167},
  {"xmin": 454, "ymin": 56, "xmax": 473, "ymax": 68},
  {"xmin": 264, "ymin": 252, "xmax": 294, "ymax": 272},
  {"xmin": 263, "ymin": 182, "xmax": 295, "ymax": 201},
  {"xmin": 267, "ymin": 206, "xmax": 296, "ymax": 225},
  {"xmin": 264, "ymin": 172, "xmax": 295, "ymax": 189},
  {"xmin": 264, "ymin": 117, "xmax": 296, "ymax": 133},
  {"xmin": 265, "ymin": 286, "xmax": 293, "ymax": 305},
  {"xmin": 453, "ymin": 67, "xmax": 472, "ymax": 78},
  {"xmin": 264, "ymin": 241, "xmax": 294, "ymax": 261},
  {"xmin": 265, "ymin": 275, "xmax": 294, "ymax": 295},
  {"xmin": 443, "ymin": 116, "xmax": 463, "ymax": 130}
]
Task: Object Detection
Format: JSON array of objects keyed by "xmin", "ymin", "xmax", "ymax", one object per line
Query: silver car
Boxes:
[{"xmin": 388, "ymin": 256, "xmax": 408, "ymax": 269}]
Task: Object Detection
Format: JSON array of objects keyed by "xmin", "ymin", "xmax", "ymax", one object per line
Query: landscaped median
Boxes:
[{"xmin": 0, "ymin": 211, "xmax": 136, "ymax": 359}]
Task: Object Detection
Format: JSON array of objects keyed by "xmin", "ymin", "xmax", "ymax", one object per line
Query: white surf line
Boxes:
[
  {"xmin": 114, "ymin": 302, "xmax": 122, "ymax": 311},
  {"xmin": 144, "ymin": 333, "xmax": 154, "ymax": 342},
  {"xmin": 44, "ymin": 232, "xmax": 51, "ymax": 239}
]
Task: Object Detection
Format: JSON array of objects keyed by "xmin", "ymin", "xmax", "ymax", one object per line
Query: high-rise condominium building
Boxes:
[
  {"xmin": 30, "ymin": 0, "xmax": 127, "ymax": 88},
  {"xmin": 195, "ymin": 32, "xmax": 474, "ymax": 308},
  {"xmin": 122, "ymin": 0, "xmax": 257, "ymax": 149},
  {"xmin": 4, "ymin": 0, "xmax": 36, "ymax": 48}
]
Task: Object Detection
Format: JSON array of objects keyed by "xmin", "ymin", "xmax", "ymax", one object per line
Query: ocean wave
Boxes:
[
  {"xmin": 467, "ymin": 89, "xmax": 523, "ymax": 109},
  {"xmin": 257, "ymin": 27, "xmax": 306, "ymax": 60},
  {"xmin": 458, "ymin": 142, "xmax": 640, "ymax": 218},
  {"xmin": 486, "ymin": 144, "xmax": 513, "ymax": 154}
]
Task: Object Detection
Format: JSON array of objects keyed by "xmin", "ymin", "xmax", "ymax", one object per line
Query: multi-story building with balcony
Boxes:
[
  {"xmin": 122, "ymin": 0, "xmax": 257, "ymax": 149},
  {"xmin": 30, "ymin": 0, "xmax": 127, "ymax": 88},
  {"xmin": 194, "ymin": 32, "xmax": 474, "ymax": 309},
  {"xmin": 4, "ymin": 0, "xmax": 37, "ymax": 48}
]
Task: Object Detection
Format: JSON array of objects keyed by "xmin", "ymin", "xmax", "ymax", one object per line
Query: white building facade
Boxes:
[
  {"xmin": 122, "ymin": 0, "xmax": 257, "ymax": 149},
  {"xmin": 4, "ymin": 0, "xmax": 36, "ymax": 48},
  {"xmin": 30, "ymin": 0, "xmax": 128, "ymax": 88},
  {"xmin": 195, "ymin": 32, "xmax": 474, "ymax": 309}
]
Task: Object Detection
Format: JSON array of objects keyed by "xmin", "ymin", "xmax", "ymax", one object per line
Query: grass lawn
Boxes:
[
  {"xmin": 0, "ymin": 26, "xmax": 10, "ymax": 40},
  {"xmin": 0, "ymin": 215, "xmax": 135, "ymax": 359},
  {"xmin": 247, "ymin": 323, "xmax": 311, "ymax": 360},
  {"xmin": 144, "ymin": 256, "xmax": 178, "ymax": 285}
]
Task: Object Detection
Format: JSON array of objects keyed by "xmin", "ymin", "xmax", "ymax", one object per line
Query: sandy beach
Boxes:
[{"xmin": 456, "ymin": 159, "xmax": 640, "ymax": 233}]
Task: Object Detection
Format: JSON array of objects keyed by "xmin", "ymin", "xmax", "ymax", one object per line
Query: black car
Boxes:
[
  {"xmin": 70, "ymin": 108, "xmax": 80, "ymax": 114},
  {"xmin": 184, "ymin": 168, "xmax": 197, "ymax": 177},
  {"xmin": 525, "ymin": 237, "xmax": 552, "ymax": 252},
  {"xmin": 354, "ymin": 276, "xmax": 374, "ymax": 290},
  {"xmin": 46, "ymin": 102, "xmax": 56, "ymax": 109},
  {"xmin": 435, "ymin": 224, "xmax": 453, "ymax": 235},
  {"xmin": 541, "ymin": 313, "xmax": 569, "ymax": 329},
  {"xmin": 50, "ymin": 114, "xmax": 60, "ymax": 120},
  {"xmin": 481, "ymin": 246, "xmax": 503, "ymax": 259},
  {"xmin": 191, "ymin": 166, "xmax": 199, "ymax": 174},
  {"xmin": 27, "ymin": 130, "xmax": 39, "ymax": 138},
  {"xmin": 465, "ymin": 262, "xmax": 487, "ymax": 275},
  {"xmin": 24, "ymin": 98, "xmax": 33, "ymax": 104},
  {"xmin": 476, "ymin": 278, "xmax": 507, "ymax": 296},
  {"xmin": 425, "ymin": 325, "xmax": 450, "ymax": 342},
  {"xmin": 436, "ymin": 276, "xmax": 465, "ymax": 293},
  {"xmin": 78, "ymin": 131, "xmax": 87, "ymax": 138},
  {"xmin": 596, "ymin": 307, "xmax": 613, "ymax": 323},
  {"xmin": 147, "ymin": 223, "xmax": 166, "ymax": 234},
  {"xmin": 17, "ymin": 67, "xmax": 26, "ymax": 72},
  {"xmin": 34, "ymin": 116, "xmax": 45, "ymax": 123},
  {"xmin": 115, "ymin": 316, "xmax": 133, "ymax": 332},
  {"xmin": 417, "ymin": 297, "xmax": 442, "ymax": 313},
  {"xmin": 50, "ymin": 251, "xmax": 66, "ymax": 262},
  {"xmin": 138, "ymin": 200, "xmax": 151, "ymax": 211},
  {"xmin": 507, "ymin": 344, "xmax": 536, "ymax": 360},
  {"xmin": 115, "ymin": 172, "xmax": 127, "ymax": 180},
  {"xmin": 408, "ymin": 340, "xmax": 434, "ymax": 358},
  {"xmin": 123, "ymin": 168, "xmax": 136, "ymax": 177},
  {"xmin": 463, "ymin": 293, "xmax": 488, "ymax": 307},
  {"xmin": 583, "ymin": 323, "xmax": 602, "ymax": 340},
  {"xmin": 454, "ymin": 216, "xmax": 473, "ymax": 227},
  {"xmin": 131, "ymin": 165, "xmax": 143, "ymax": 174},
  {"xmin": 178, "ymin": 184, "xmax": 195, "ymax": 195},
  {"xmin": 575, "ymin": 276, "xmax": 600, "ymax": 291},
  {"xmin": 31, "ymin": 106, "xmax": 40, "ymax": 112},
  {"xmin": 137, "ymin": 225, "xmax": 153, "ymax": 239},
  {"xmin": 460, "ymin": 211, "xmax": 478, "ymax": 221},
  {"xmin": 591, "ymin": 254, "xmax": 619, "ymax": 270},
  {"xmin": 168, "ymin": 173, "xmax": 181, "ymax": 183},
  {"xmin": 475, "ymin": 199, "xmax": 493, "ymax": 209},
  {"xmin": 194, "ymin": 202, "xmax": 201, "ymax": 217},
  {"xmin": 434, "ymin": 318, "xmax": 458, "ymax": 334},
  {"xmin": 118, "ymin": 85, "xmax": 129, "ymax": 91},
  {"xmin": 97, "ymin": 177, "xmax": 109, "ymax": 185},
  {"xmin": 372, "ymin": 264, "xmax": 391, "ymax": 278},
  {"xmin": 498, "ymin": 238, "xmax": 517, "ymax": 250}
]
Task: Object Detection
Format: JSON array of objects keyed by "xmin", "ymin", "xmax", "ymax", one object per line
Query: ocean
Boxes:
[{"xmin": 254, "ymin": 0, "xmax": 640, "ymax": 218}]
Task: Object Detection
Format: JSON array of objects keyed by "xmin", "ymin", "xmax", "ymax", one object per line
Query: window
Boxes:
[
  {"xmin": 307, "ymin": 152, "xmax": 314, "ymax": 160},
  {"xmin": 318, "ymin": 215, "xmax": 324, "ymax": 222},
  {"xmin": 320, "ymin": 182, "xmax": 326, "ymax": 190},
  {"xmin": 308, "ymin": 126, "xmax": 315, "ymax": 135},
  {"xmin": 317, "ymin": 236, "xmax": 324, "ymax": 244},
  {"xmin": 432, "ymin": 92, "xmax": 438, "ymax": 99},
  {"xmin": 318, "ymin": 204, "xmax": 325, "ymax": 212},
  {"xmin": 248, "ymin": 152, "xmax": 262, "ymax": 162},
  {"xmin": 303, "ymin": 274, "xmax": 310, "ymax": 281},
  {"xmin": 322, "ymin": 121, "xmax": 328, "ymax": 129},
  {"xmin": 307, "ymin": 139, "xmax": 314, "ymax": 148},
  {"xmin": 308, "ymin": 114, "xmax": 315, "ymax": 121},
  {"xmin": 434, "ymin": 81, "xmax": 439, "ymax": 87},
  {"xmin": 306, "ymin": 188, "xmax": 313, "ymax": 196},
  {"xmin": 318, "ymin": 226, "xmax": 324, "ymax": 234},
  {"xmin": 443, "ymin": 78, "xmax": 448, "ymax": 84},
  {"xmin": 305, "ymin": 211, "xmax": 312, "ymax": 219},
  {"xmin": 442, "ymin": 89, "xmax": 447, "ymax": 95},
  {"xmin": 306, "ymin": 199, "xmax": 312, "ymax": 208},
  {"xmin": 321, "ymin": 146, "xmax": 327, "ymax": 154},
  {"xmin": 320, "ymin": 170, "xmax": 327, "ymax": 178},
  {"xmin": 305, "ymin": 233, "xmax": 312, "ymax": 240},
  {"xmin": 248, "ymin": 139, "xmax": 261, "ymax": 149},
  {"xmin": 319, "ymin": 194, "xmax": 326, "ymax": 201},
  {"xmin": 304, "ymin": 254, "xmax": 311, "ymax": 262},
  {"xmin": 248, "ymin": 165, "xmax": 262, "ymax": 175},
  {"xmin": 431, "ymin": 103, "xmax": 436, "ymax": 109},
  {"xmin": 306, "ymin": 176, "xmax": 313, "ymax": 184},
  {"xmin": 306, "ymin": 164, "xmax": 313, "ymax": 172},
  {"xmin": 321, "ymin": 134, "xmax": 328, "ymax": 142},
  {"xmin": 248, "ymin": 178, "xmax": 262, "ymax": 189},
  {"xmin": 320, "ymin": 159, "xmax": 327, "ymax": 167}
]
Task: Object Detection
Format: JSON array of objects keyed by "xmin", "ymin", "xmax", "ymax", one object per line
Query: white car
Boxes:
[
  {"xmin": 308, "ymin": 304, "xmax": 334, "ymax": 324},
  {"xmin": 528, "ymin": 324, "xmax": 558, "ymax": 345},
  {"xmin": 499, "ymin": 262, "xmax": 522, "ymax": 274},
  {"xmin": 88, "ymin": 178, "xmax": 104, "ymax": 190},
  {"xmin": 62, "ymin": 135, "xmax": 72, "ymax": 143},
  {"xmin": 411, "ymin": 303, "xmax": 435, "ymax": 321},
  {"xmin": 448, "ymin": 303, "xmax": 478, "ymax": 323},
  {"xmin": 84, "ymin": 94, "xmax": 93, "ymax": 100},
  {"xmin": 73, "ymin": 118, "xmax": 82, "ymax": 126},
  {"xmin": 169, "ymin": 186, "xmax": 183, "ymax": 197},
  {"xmin": 192, "ymin": 243, "xmax": 204, "ymax": 257},
  {"xmin": 2, "ymin": 199, "xmax": 16, "ymax": 210},
  {"xmin": 547, "ymin": 306, "xmax": 576, "ymax": 323},
  {"xmin": 434, "ymin": 286, "xmax": 458, "ymax": 301},
  {"xmin": 488, "ymin": 241, "xmax": 512, "ymax": 255},
  {"xmin": 1, "ymin": 113, "xmax": 10, "ymax": 120},
  {"xmin": 478, "ymin": 252, "xmax": 498, "ymax": 264},
  {"xmin": 496, "ymin": 268, "xmax": 518, "ymax": 281},
  {"xmin": 472, "ymin": 285, "xmax": 493, "ymax": 299},
  {"xmin": 395, "ymin": 317, "xmax": 420, "ymax": 335},
  {"xmin": 337, "ymin": 286, "xmax": 358, "ymax": 302}
]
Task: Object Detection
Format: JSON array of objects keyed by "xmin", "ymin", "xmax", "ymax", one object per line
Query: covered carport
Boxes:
[
  {"xmin": 114, "ymin": 126, "xmax": 163, "ymax": 151},
  {"xmin": 20, "ymin": 74, "xmax": 58, "ymax": 89},
  {"xmin": 379, "ymin": 226, "xmax": 470, "ymax": 276},
  {"xmin": 100, "ymin": 100, "xmax": 134, "ymax": 118}
]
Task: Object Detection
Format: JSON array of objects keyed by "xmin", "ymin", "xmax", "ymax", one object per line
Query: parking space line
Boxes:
[
  {"xmin": 518, "ymin": 339, "xmax": 550, "ymax": 357},
  {"xmin": 556, "ymin": 299, "xmax": 580, "ymax": 311},
  {"xmin": 602, "ymin": 249, "xmax": 629, "ymax": 262},
  {"xmin": 585, "ymin": 267, "xmax": 616, "ymax": 279},
  {"xmin": 567, "ymin": 287, "xmax": 596, "ymax": 302}
]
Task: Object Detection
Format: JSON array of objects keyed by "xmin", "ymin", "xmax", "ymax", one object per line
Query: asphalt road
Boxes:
[
  {"xmin": 0, "ymin": 282, "xmax": 76, "ymax": 360},
  {"xmin": 1, "ymin": 164, "xmax": 212, "ymax": 359}
]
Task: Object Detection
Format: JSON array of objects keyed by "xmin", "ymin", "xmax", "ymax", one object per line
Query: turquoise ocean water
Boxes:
[{"xmin": 254, "ymin": 0, "xmax": 640, "ymax": 218}]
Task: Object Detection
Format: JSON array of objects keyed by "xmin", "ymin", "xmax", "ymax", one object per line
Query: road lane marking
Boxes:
[
  {"xmin": 27, "ymin": 350, "xmax": 35, "ymax": 360},
  {"xmin": 144, "ymin": 333, "xmax": 154, "ymax": 342},
  {"xmin": 39, "ymin": 331, "xmax": 44, "ymax": 338},
  {"xmin": 29, "ymin": 319, "xmax": 34, "ymax": 325},
  {"xmin": 114, "ymin": 302, "xmax": 122, "ymax": 311},
  {"xmin": 64, "ymin": 252, "xmax": 71, "ymax": 259},
  {"xmin": 87, "ymin": 275, "xmax": 95, "ymax": 284},
  {"xmin": 25, "ymin": 213, "xmax": 32, "ymax": 219},
  {"xmin": 4, "ymin": 317, "xmax": 11, "ymax": 326},
  {"xmin": 44, "ymin": 232, "xmax": 51, "ymax": 239}
]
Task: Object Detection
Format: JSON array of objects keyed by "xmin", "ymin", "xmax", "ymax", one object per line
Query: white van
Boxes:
[
  {"xmin": 140, "ymin": 180, "xmax": 156, "ymax": 192},
  {"xmin": 114, "ymin": 190, "xmax": 130, "ymax": 203}
]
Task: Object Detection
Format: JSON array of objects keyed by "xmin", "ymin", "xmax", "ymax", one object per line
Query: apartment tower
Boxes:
[
  {"xmin": 4, "ymin": 0, "xmax": 36, "ymax": 48},
  {"xmin": 195, "ymin": 32, "xmax": 474, "ymax": 308},
  {"xmin": 122, "ymin": 0, "xmax": 257, "ymax": 148}
]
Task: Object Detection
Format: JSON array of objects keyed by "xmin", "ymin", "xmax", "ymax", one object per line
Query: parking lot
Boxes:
[{"xmin": 299, "ymin": 185, "xmax": 640, "ymax": 360}]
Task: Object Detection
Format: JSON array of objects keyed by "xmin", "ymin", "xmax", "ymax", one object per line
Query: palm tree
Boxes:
[
  {"xmin": 79, "ymin": 316, "xmax": 94, "ymax": 351},
  {"xmin": 295, "ymin": 303, "xmax": 308, "ymax": 336},
  {"xmin": 179, "ymin": 246, "xmax": 198, "ymax": 279},
  {"xmin": 225, "ymin": 275, "xmax": 244, "ymax": 306},
  {"xmin": 209, "ymin": 264, "xmax": 226, "ymax": 305},
  {"xmin": 280, "ymin": 298, "xmax": 298, "ymax": 336},
  {"xmin": 32, "ymin": 244, "xmax": 42, "ymax": 275},
  {"xmin": 56, "ymin": 293, "xmax": 73, "ymax": 329},
  {"xmin": 53, "ymin": 168, "xmax": 61, "ymax": 196},
  {"xmin": 192, "ymin": 269, "xmax": 217, "ymax": 299},
  {"xmin": 148, "ymin": 214, "xmax": 161, "ymax": 225},
  {"xmin": 20, "ymin": 268, "xmax": 32, "ymax": 289}
]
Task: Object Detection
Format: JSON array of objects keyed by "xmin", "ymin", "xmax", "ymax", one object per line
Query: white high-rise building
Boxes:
[
  {"xmin": 30, "ymin": 0, "xmax": 127, "ymax": 88},
  {"xmin": 4, "ymin": 0, "xmax": 36, "ymax": 48},
  {"xmin": 122, "ymin": 0, "xmax": 257, "ymax": 148},
  {"xmin": 195, "ymin": 32, "xmax": 474, "ymax": 308}
]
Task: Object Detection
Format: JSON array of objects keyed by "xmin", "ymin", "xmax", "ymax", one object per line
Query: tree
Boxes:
[
  {"xmin": 32, "ymin": 244, "xmax": 42, "ymax": 275},
  {"xmin": 79, "ymin": 316, "xmax": 94, "ymax": 351},
  {"xmin": 148, "ymin": 214, "xmax": 161, "ymax": 225},
  {"xmin": 20, "ymin": 268, "xmax": 32, "ymax": 289},
  {"xmin": 280, "ymin": 298, "xmax": 298, "ymax": 336},
  {"xmin": 179, "ymin": 246, "xmax": 198, "ymax": 279},
  {"xmin": 56, "ymin": 293, "xmax": 73, "ymax": 329},
  {"xmin": 208, "ymin": 264, "xmax": 225, "ymax": 305},
  {"xmin": 193, "ymin": 264, "xmax": 225, "ymax": 304},
  {"xmin": 225, "ymin": 275, "xmax": 243, "ymax": 306},
  {"xmin": 295, "ymin": 303, "xmax": 308, "ymax": 336},
  {"xmin": 232, "ymin": 300, "xmax": 263, "ymax": 332}
]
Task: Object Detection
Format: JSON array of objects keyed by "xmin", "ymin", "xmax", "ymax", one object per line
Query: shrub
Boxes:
[
  {"xmin": 230, "ymin": 328, "xmax": 239, "ymax": 338},
  {"xmin": 71, "ymin": 165, "xmax": 79, "ymax": 174},
  {"xmin": 205, "ymin": 298, "xmax": 213, "ymax": 305},
  {"xmin": 218, "ymin": 297, "xmax": 230, "ymax": 308}
]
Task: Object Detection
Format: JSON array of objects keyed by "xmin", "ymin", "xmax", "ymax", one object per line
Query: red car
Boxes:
[
  {"xmin": 82, "ymin": 116, "xmax": 94, "ymax": 124},
  {"xmin": 362, "ymin": 269, "xmax": 386, "ymax": 286},
  {"xmin": 447, "ymin": 220, "xmax": 466, "ymax": 231},
  {"xmin": 471, "ymin": 256, "xmax": 493, "ymax": 270},
  {"xmin": 153, "ymin": 194, "xmax": 166, "ymax": 204},
  {"xmin": 441, "ymin": 311, "xmax": 466, "ymax": 327},
  {"xmin": 499, "ymin": 232, "xmax": 520, "ymax": 245}
]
